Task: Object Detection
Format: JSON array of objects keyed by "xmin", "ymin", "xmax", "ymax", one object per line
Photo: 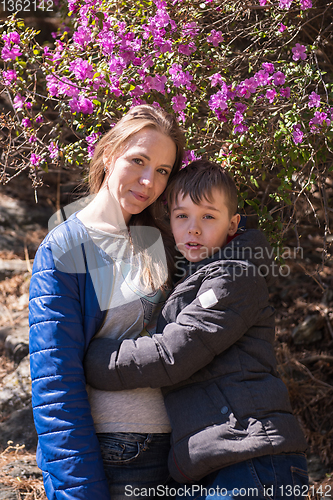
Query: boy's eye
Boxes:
[
  {"xmin": 176, "ymin": 214, "xmax": 187, "ymax": 219},
  {"xmin": 203, "ymin": 214, "xmax": 214, "ymax": 219}
]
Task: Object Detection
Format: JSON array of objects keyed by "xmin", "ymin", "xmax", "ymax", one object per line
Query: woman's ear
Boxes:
[{"xmin": 228, "ymin": 213, "xmax": 241, "ymax": 236}]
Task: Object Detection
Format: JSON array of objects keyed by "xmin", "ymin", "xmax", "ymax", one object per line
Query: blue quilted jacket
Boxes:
[{"xmin": 29, "ymin": 214, "xmax": 110, "ymax": 499}]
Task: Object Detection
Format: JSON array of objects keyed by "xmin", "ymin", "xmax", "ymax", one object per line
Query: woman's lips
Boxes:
[{"xmin": 130, "ymin": 190, "xmax": 149, "ymax": 202}]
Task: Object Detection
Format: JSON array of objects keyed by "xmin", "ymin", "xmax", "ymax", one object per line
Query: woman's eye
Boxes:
[
  {"xmin": 133, "ymin": 158, "xmax": 143, "ymax": 165},
  {"xmin": 157, "ymin": 168, "xmax": 169, "ymax": 175},
  {"xmin": 176, "ymin": 214, "xmax": 187, "ymax": 219}
]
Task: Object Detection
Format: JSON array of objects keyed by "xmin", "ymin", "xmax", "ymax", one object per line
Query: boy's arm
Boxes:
[{"xmin": 84, "ymin": 264, "xmax": 270, "ymax": 391}]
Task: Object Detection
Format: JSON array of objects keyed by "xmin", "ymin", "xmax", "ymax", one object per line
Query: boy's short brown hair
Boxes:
[{"xmin": 166, "ymin": 160, "xmax": 238, "ymax": 218}]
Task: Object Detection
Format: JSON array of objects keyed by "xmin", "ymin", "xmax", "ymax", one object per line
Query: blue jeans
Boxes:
[
  {"xmin": 174, "ymin": 454, "xmax": 309, "ymax": 500},
  {"xmin": 97, "ymin": 432, "xmax": 172, "ymax": 500}
]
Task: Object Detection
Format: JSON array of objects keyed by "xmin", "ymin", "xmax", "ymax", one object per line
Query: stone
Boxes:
[
  {"xmin": 4, "ymin": 325, "xmax": 29, "ymax": 364},
  {"xmin": 0, "ymin": 486, "xmax": 18, "ymax": 500},
  {"xmin": 0, "ymin": 355, "xmax": 31, "ymax": 416},
  {"xmin": 292, "ymin": 314, "xmax": 325, "ymax": 345},
  {"xmin": 0, "ymin": 407, "xmax": 37, "ymax": 451},
  {"xmin": 2, "ymin": 458, "xmax": 42, "ymax": 479}
]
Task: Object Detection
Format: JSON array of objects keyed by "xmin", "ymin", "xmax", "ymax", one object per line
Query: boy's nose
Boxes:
[{"xmin": 188, "ymin": 225, "xmax": 201, "ymax": 235}]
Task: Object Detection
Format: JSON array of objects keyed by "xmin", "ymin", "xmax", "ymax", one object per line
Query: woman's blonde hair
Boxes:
[{"xmin": 88, "ymin": 104, "xmax": 185, "ymax": 288}]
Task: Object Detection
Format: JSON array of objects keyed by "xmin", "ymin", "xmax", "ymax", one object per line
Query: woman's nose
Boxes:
[{"xmin": 139, "ymin": 167, "xmax": 154, "ymax": 187}]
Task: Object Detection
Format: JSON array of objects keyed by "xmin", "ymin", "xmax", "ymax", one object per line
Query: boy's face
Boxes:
[{"xmin": 170, "ymin": 188, "xmax": 240, "ymax": 263}]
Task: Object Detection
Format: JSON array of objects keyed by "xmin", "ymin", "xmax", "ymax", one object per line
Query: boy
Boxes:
[{"xmin": 84, "ymin": 160, "xmax": 309, "ymax": 499}]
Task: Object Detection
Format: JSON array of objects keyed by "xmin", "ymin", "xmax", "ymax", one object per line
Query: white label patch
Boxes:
[{"xmin": 199, "ymin": 289, "xmax": 218, "ymax": 309}]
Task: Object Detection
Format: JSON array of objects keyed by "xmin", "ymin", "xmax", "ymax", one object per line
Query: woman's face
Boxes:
[{"xmin": 103, "ymin": 128, "xmax": 177, "ymax": 224}]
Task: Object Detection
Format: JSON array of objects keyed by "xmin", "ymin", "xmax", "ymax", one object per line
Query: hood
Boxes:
[{"xmin": 175, "ymin": 229, "xmax": 278, "ymax": 286}]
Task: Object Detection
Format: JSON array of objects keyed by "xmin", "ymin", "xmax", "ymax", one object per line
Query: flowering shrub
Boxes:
[{"xmin": 0, "ymin": 0, "xmax": 332, "ymax": 250}]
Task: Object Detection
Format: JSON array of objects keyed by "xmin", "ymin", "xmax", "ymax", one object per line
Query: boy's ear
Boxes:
[{"xmin": 228, "ymin": 213, "xmax": 241, "ymax": 236}]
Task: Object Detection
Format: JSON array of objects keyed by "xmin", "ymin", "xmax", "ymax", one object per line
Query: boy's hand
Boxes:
[{"xmin": 84, "ymin": 338, "xmax": 121, "ymax": 389}]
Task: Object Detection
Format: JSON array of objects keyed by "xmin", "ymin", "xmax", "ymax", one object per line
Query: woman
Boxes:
[{"xmin": 29, "ymin": 104, "xmax": 185, "ymax": 500}]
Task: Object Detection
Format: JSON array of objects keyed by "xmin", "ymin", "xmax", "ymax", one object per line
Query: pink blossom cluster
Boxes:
[
  {"xmin": 207, "ymin": 62, "xmax": 295, "ymax": 134},
  {"xmin": 1, "ymin": 31, "xmax": 22, "ymax": 61},
  {"xmin": 1, "ymin": 0, "xmax": 328, "ymax": 170}
]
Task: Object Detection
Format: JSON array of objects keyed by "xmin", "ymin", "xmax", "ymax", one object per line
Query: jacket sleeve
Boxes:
[
  {"xmin": 29, "ymin": 239, "xmax": 110, "ymax": 500},
  {"xmin": 84, "ymin": 264, "xmax": 267, "ymax": 391}
]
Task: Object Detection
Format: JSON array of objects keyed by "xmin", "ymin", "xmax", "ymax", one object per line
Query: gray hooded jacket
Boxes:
[{"xmin": 84, "ymin": 229, "xmax": 307, "ymax": 482}]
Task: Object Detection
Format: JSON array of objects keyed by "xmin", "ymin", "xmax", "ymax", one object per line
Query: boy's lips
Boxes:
[
  {"xmin": 130, "ymin": 190, "xmax": 149, "ymax": 202},
  {"xmin": 184, "ymin": 242, "xmax": 202, "ymax": 249}
]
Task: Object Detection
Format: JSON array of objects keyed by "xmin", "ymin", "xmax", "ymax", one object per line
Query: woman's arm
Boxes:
[
  {"xmin": 84, "ymin": 263, "xmax": 269, "ymax": 391},
  {"xmin": 29, "ymin": 236, "xmax": 110, "ymax": 500}
]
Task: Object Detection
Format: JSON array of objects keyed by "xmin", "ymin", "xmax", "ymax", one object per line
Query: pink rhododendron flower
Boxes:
[
  {"xmin": 266, "ymin": 89, "xmax": 277, "ymax": 103},
  {"xmin": 145, "ymin": 75, "xmax": 167, "ymax": 94},
  {"xmin": 69, "ymin": 96, "xmax": 94, "ymax": 114},
  {"xmin": 279, "ymin": 0, "xmax": 293, "ymax": 8},
  {"xmin": 22, "ymin": 118, "xmax": 32, "ymax": 128},
  {"xmin": 280, "ymin": 87, "xmax": 291, "ymax": 98},
  {"xmin": 237, "ymin": 78, "xmax": 257, "ymax": 98},
  {"xmin": 292, "ymin": 43, "xmax": 307, "ymax": 61},
  {"xmin": 68, "ymin": 0, "xmax": 78, "ymax": 11},
  {"xmin": 207, "ymin": 30, "xmax": 224, "ymax": 47},
  {"xmin": 172, "ymin": 94, "xmax": 187, "ymax": 112},
  {"xmin": 233, "ymin": 111, "xmax": 244, "ymax": 125},
  {"xmin": 169, "ymin": 63, "xmax": 193, "ymax": 88},
  {"xmin": 183, "ymin": 150, "xmax": 202, "ymax": 166},
  {"xmin": 279, "ymin": 23, "xmax": 287, "ymax": 32},
  {"xmin": 48, "ymin": 142, "xmax": 59, "ymax": 159},
  {"xmin": 98, "ymin": 31, "xmax": 116, "ymax": 56},
  {"xmin": 178, "ymin": 42, "xmax": 196, "ymax": 56},
  {"xmin": 300, "ymin": 0, "xmax": 312, "ymax": 8},
  {"xmin": 259, "ymin": 0, "xmax": 267, "ymax": 5},
  {"xmin": 30, "ymin": 153, "xmax": 41, "ymax": 166},
  {"xmin": 2, "ymin": 69, "xmax": 17, "ymax": 85},
  {"xmin": 235, "ymin": 103, "xmax": 247, "ymax": 114},
  {"xmin": 209, "ymin": 73, "xmax": 224, "ymax": 87},
  {"xmin": 70, "ymin": 59, "xmax": 94, "ymax": 81},
  {"xmin": 182, "ymin": 22, "xmax": 199, "ymax": 37},
  {"xmin": 13, "ymin": 94, "xmax": 25, "ymax": 110},
  {"xmin": 309, "ymin": 111, "xmax": 330, "ymax": 131},
  {"xmin": 255, "ymin": 70, "xmax": 270, "ymax": 86},
  {"xmin": 153, "ymin": 6, "xmax": 172, "ymax": 28},
  {"xmin": 293, "ymin": 124, "xmax": 303, "ymax": 144},
  {"xmin": 208, "ymin": 83, "xmax": 229, "ymax": 111},
  {"xmin": 73, "ymin": 26, "xmax": 92, "ymax": 47},
  {"xmin": 1, "ymin": 45, "xmax": 22, "ymax": 61},
  {"xmin": 35, "ymin": 115, "xmax": 44, "ymax": 124},
  {"xmin": 215, "ymin": 109, "xmax": 229, "ymax": 122},
  {"xmin": 308, "ymin": 91, "xmax": 320, "ymax": 108},
  {"xmin": 109, "ymin": 55, "xmax": 126, "ymax": 76},
  {"xmin": 234, "ymin": 124, "xmax": 248, "ymax": 134},
  {"xmin": 2, "ymin": 31, "xmax": 20, "ymax": 44},
  {"xmin": 273, "ymin": 71, "xmax": 286, "ymax": 85},
  {"xmin": 262, "ymin": 62, "xmax": 275, "ymax": 74},
  {"xmin": 29, "ymin": 135, "xmax": 37, "ymax": 143},
  {"xmin": 46, "ymin": 75, "xmax": 59, "ymax": 97},
  {"xmin": 58, "ymin": 77, "xmax": 80, "ymax": 98}
]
